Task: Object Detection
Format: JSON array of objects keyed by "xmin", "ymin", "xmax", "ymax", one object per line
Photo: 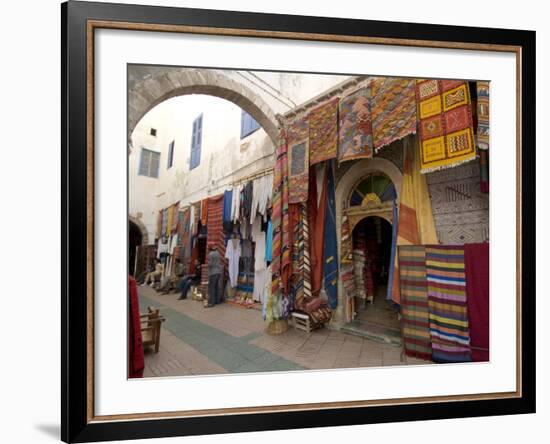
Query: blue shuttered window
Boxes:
[
  {"xmin": 190, "ymin": 114, "xmax": 202, "ymax": 170},
  {"xmin": 138, "ymin": 148, "xmax": 160, "ymax": 178},
  {"xmin": 240, "ymin": 110, "xmax": 260, "ymax": 139},
  {"xmin": 167, "ymin": 140, "xmax": 175, "ymax": 169}
]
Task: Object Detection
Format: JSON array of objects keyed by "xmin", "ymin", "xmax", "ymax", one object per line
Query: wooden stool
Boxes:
[
  {"xmin": 140, "ymin": 306, "xmax": 165, "ymax": 353},
  {"xmin": 290, "ymin": 312, "xmax": 312, "ymax": 333}
]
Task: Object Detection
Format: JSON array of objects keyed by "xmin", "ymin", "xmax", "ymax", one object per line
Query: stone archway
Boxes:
[
  {"xmin": 128, "ymin": 68, "xmax": 280, "ymax": 146},
  {"xmin": 331, "ymin": 157, "xmax": 403, "ymax": 328},
  {"xmin": 128, "ymin": 215, "xmax": 149, "ymax": 246}
]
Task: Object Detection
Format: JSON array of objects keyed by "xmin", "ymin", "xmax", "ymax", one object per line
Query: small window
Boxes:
[
  {"xmin": 138, "ymin": 148, "xmax": 160, "ymax": 178},
  {"xmin": 240, "ymin": 110, "xmax": 260, "ymax": 139},
  {"xmin": 190, "ymin": 114, "xmax": 202, "ymax": 170},
  {"xmin": 150, "ymin": 128, "xmax": 157, "ymax": 137},
  {"xmin": 167, "ymin": 140, "xmax": 175, "ymax": 169}
]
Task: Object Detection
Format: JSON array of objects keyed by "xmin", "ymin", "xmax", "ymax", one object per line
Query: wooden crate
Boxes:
[{"xmin": 291, "ymin": 312, "xmax": 312, "ymax": 333}]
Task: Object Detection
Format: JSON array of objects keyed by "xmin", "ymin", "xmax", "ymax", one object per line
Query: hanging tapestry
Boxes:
[
  {"xmin": 308, "ymin": 165, "xmax": 328, "ymax": 297},
  {"xmin": 476, "ymin": 81, "xmax": 490, "ymax": 150},
  {"xmin": 287, "ymin": 117, "xmax": 309, "ymax": 203},
  {"xmin": 371, "ymin": 77, "xmax": 417, "ymax": 151},
  {"xmin": 165, "ymin": 205, "xmax": 173, "ymax": 237},
  {"xmin": 201, "ymin": 195, "xmax": 226, "ymax": 296},
  {"xmin": 179, "ymin": 208, "xmax": 191, "ymax": 260},
  {"xmin": 426, "ymin": 245, "xmax": 472, "ymax": 363},
  {"xmin": 338, "ymin": 87, "xmax": 373, "ymax": 163},
  {"xmin": 340, "ymin": 210, "xmax": 355, "ymax": 302},
  {"xmin": 308, "ymin": 98, "xmax": 338, "ymax": 166},
  {"xmin": 386, "ymin": 200, "xmax": 399, "ymax": 301},
  {"xmin": 171, "ymin": 202, "xmax": 180, "ymax": 233},
  {"xmin": 269, "ymin": 129, "xmax": 291, "ymax": 321},
  {"xmin": 398, "ymin": 245, "xmax": 432, "ymax": 361},
  {"xmin": 391, "ymin": 137, "xmax": 439, "ymax": 304},
  {"xmin": 322, "ymin": 161, "xmax": 338, "ymax": 309},
  {"xmin": 416, "ymin": 79, "xmax": 476, "ymax": 173},
  {"xmin": 200, "ymin": 198, "xmax": 209, "ymax": 225},
  {"xmin": 464, "ymin": 242, "xmax": 490, "ymax": 362}
]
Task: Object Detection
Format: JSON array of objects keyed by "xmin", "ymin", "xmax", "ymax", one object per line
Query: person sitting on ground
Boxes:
[
  {"xmin": 177, "ymin": 259, "xmax": 201, "ymax": 300},
  {"xmin": 159, "ymin": 258, "xmax": 185, "ymax": 294},
  {"xmin": 206, "ymin": 245, "xmax": 224, "ymax": 307},
  {"xmin": 142, "ymin": 258, "xmax": 164, "ymax": 287}
]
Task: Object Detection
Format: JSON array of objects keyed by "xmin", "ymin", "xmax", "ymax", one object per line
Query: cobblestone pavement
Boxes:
[{"xmin": 138, "ymin": 286, "xmax": 426, "ymax": 378}]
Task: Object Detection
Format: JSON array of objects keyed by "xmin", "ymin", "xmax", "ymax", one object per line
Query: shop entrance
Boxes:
[{"xmin": 350, "ymin": 216, "xmax": 399, "ymax": 332}]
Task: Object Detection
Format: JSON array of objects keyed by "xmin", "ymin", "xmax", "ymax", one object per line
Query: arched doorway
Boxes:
[
  {"xmin": 350, "ymin": 216, "xmax": 399, "ymax": 331},
  {"xmin": 129, "ymin": 220, "xmax": 143, "ymax": 276}
]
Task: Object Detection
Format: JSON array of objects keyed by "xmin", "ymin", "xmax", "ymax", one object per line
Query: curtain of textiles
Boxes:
[
  {"xmin": 338, "ymin": 86, "xmax": 373, "ymax": 163},
  {"xmin": 269, "ymin": 129, "xmax": 291, "ymax": 321},
  {"xmin": 201, "ymin": 195, "xmax": 225, "ymax": 295},
  {"xmin": 464, "ymin": 242, "xmax": 490, "ymax": 362},
  {"xmin": 308, "ymin": 164, "xmax": 328, "ymax": 297},
  {"xmin": 391, "ymin": 136, "xmax": 438, "ymax": 304},
  {"xmin": 171, "ymin": 202, "xmax": 180, "ymax": 233}
]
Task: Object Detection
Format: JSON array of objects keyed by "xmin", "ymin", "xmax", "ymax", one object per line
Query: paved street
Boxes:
[{"xmin": 138, "ymin": 286, "xmax": 426, "ymax": 378}]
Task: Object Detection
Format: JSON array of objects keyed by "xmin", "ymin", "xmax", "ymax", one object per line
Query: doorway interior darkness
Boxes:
[{"xmin": 343, "ymin": 216, "xmax": 401, "ymax": 345}]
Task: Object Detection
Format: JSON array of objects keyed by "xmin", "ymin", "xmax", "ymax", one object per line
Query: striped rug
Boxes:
[
  {"xmin": 398, "ymin": 245, "xmax": 432, "ymax": 361},
  {"xmin": 426, "ymin": 245, "xmax": 472, "ymax": 363}
]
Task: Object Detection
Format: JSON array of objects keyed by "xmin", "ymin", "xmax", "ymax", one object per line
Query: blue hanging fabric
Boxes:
[
  {"xmin": 322, "ymin": 161, "xmax": 339, "ymax": 309},
  {"xmin": 386, "ymin": 200, "xmax": 399, "ymax": 301}
]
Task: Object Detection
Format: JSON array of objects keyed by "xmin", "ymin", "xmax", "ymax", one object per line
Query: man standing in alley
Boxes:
[{"xmin": 207, "ymin": 244, "xmax": 223, "ymax": 307}]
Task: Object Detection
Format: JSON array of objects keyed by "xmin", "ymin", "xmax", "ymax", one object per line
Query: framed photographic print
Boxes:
[{"xmin": 61, "ymin": 0, "xmax": 536, "ymax": 442}]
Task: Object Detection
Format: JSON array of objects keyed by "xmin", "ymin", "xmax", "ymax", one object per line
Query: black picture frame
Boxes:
[{"xmin": 61, "ymin": 1, "xmax": 536, "ymax": 442}]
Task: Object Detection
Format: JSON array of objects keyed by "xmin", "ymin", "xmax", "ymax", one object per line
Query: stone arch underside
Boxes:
[{"xmin": 128, "ymin": 68, "xmax": 280, "ymax": 145}]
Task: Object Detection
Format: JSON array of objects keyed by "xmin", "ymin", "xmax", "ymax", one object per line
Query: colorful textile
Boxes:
[
  {"xmin": 391, "ymin": 136, "xmax": 439, "ymax": 304},
  {"xmin": 171, "ymin": 202, "xmax": 180, "ymax": 233},
  {"xmin": 398, "ymin": 246, "xmax": 432, "ymax": 361},
  {"xmin": 265, "ymin": 220, "xmax": 273, "ymax": 263},
  {"xmin": 340, "ymin": 210, "xmax": 356, "ymax": 303},
  {"xmin": 128, "ymin": 276, "xmax": 144, "ymax": 378},
  {"xmin": 166, "ymin": 205, "xmax": 174, "ymax": 237},
  {"xmin": 322, "ymin": 162, "xmax": 338, "ymax": 309},
  {"xmin": 338, "ymin": 87, "xmax": 373, "ymax": 163},
  {"xmin": 416, "ymin": 79, "xmax": 476, "ymax": 173},
  {"xmin": 386, "ymin": 200, "xmax": 399, "ymax": 300},
  {"xmin": 200, "ymin": 198, "xmax": 209, "ymax": 225},
  {"xmin": 202, "ymin": 195, "xmax": 226, "ymax": 295},
  {"xmin": 302, "ymin": 204, "xmax": 313, "ymax": 300},
  {"xmin": 287, "ymin": 117, "xmax": 310, "ymax": 203},
  {"xmin": 476, "ymin": 81, "xmax": 490, "ymax": 150},
  {"xmin": 426, "ymin": 245, "xmax": 472, "ymax": 363},
  {"xmin": 308, "ymin": 165, "xmax": 328, "ymax": 296},
  {"xmin": 179, "ymin": 207, "xmax": 191, "ymax": 260},
  {"xmin": 269, "ymin": 129, "xmax": 291, "ymax": 320},
  {"xmin": 308, "ymin": 98, "xmax": 339, "ymax": 166},
  {"xmin": 156, "ymin": 210, "xmax": 163, "ymax": 240},
  {"xmin": 479, "ymin": 149, "xmax": 489, "ymax": 193},
  {"xmin": 464, "ymin": 242, "xmax": 489, "ymax": 361},
  {"xmin": 371, "ymin": 77, "xmax": 417, "ymax": 150}
]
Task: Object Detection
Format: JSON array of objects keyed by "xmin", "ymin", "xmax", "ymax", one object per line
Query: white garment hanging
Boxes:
[
  {"xmin": 224, "ymin": 238, "xmax": 241, "ymax": 288},
  {"xmin": 231, "ymin": 184, "xmax": 242, "ymax": 223},
  {"xmin": 251, "ymin": 216, "xmax": 267, "ymax": 302}
]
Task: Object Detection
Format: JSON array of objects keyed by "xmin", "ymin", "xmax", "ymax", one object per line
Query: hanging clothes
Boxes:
[
  {"xmin": 252, "ymin": 217, "xmax": 267, "ymax": 303},
  {"xmin": 322, "ymin": 161, "xmax": 338, "ymax": 309},
  {"xmin": 224, "ymin": 238, "xmax": 241, "ymax": 288},
  {"xmin": 223, "ymin": 189, "xmax": 233, "ymax": 232},
  {"xmin": 464, "ymin": 242, "xmax": 490, "ymax": 362},
  {"xmin": 231, "ymin": 184, "xmax": 242, "ymax": 223},
  {"xmin": 250, "ymin": 174, "xmax": 274, "ymax": 224},
  {"xmin": 265, "ymin": 219, "xmax": 273, "ymax": 263},
  {"xmin": 240, "ymin": 181, "xmax": 253, "ymax": 225}
]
